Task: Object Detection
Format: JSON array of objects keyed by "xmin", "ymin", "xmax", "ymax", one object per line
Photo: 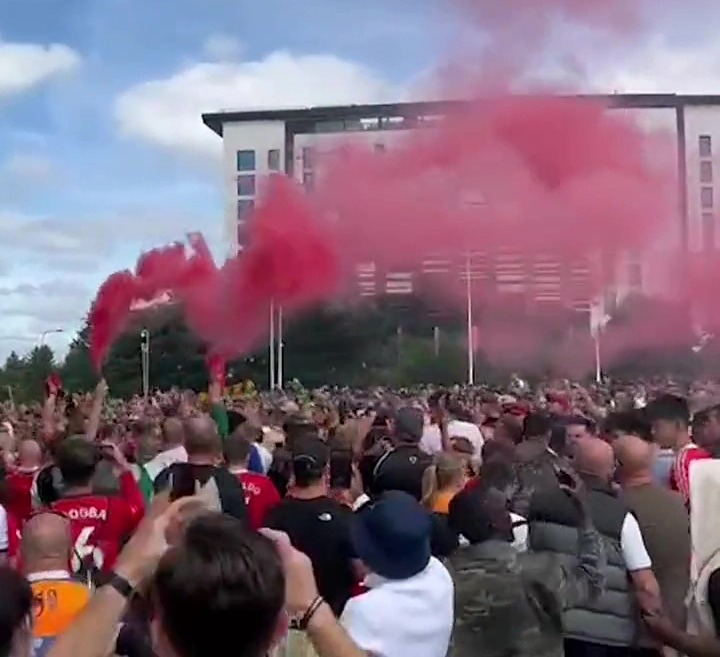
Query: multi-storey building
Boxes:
[{"xmin": 202, "ymin": 95, "xmax": 720, "ymax": 312}]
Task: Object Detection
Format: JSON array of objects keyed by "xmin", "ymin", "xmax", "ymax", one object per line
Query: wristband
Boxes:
[
  {"xmin": 295, "ymin": 596, "xmax": 325, "ymax": 631},
  {"xmin": 106, "ymin": 572, "xmax": 134, "ymax": 599}
]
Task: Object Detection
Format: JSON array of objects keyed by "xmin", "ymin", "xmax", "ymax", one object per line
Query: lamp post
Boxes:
[
  {"xmin": 277, "ymin": 305, "xmax": 284, "ymax": 390},
  {"xmin": 460, "ymin": 191, "xmax": 486, "ymax": 386},
  {"xmin": 39, "ymin": 328, "xmax": 64, "ymax": 346},
  {"xmin": 269, "ymin": 301, "xmax": 276, "ymax": 390}
]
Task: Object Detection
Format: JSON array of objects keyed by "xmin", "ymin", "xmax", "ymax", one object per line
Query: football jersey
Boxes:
[
  {"xmin": 31, "ymin": 572, "xmax": 90, "ymax": 657},
  {"xmin": 5, "ymin": 469, "xmax": 38, "ymax": 523},
  {"xmin": 234, "ymin": 470, "xmax": 281, "ymax": 530},
  {"xmin": 50, "ymin": 472, "xmax": 144, "ymax": 579}
]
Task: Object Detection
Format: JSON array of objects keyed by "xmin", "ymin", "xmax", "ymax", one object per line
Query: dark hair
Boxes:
[
  {"xmin": 268, "ymin": 449, "xmax": 293, "ymax": 497},
  {"xmin": 0, "ymin": 566, "xmax": 32, "ymax": 657},
  {"xmin": 603, "ymin": 410, "xmax": 652, "ymax": 442},
  {"xmin": 646, "ymin": 394, "xmax": 690, "ymax": 428},
  {"xmin": 478, "ymin": 458, "xmax": 517, "ymax": 496},
  {"xmin": 55, "ymin": 437, "xmax": 98, "ymax": 487},
  {"xmin": 224, "ymin": 426, "xmax": 262, "ymax": 465},
  {"xmin": 151, "ymin": 514, "xmax": 285, "ymax": 657},
  {"xmin": 522, "ymin": 412, "xmax": 552, "ymax": 439},
  {"xmin": 481, "ymin": 438, "xmax": 515, "ymax": 464}
]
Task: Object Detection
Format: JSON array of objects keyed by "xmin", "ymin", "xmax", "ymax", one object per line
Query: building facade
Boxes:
[{"xmin": 202, "ymin": 95, "xmax": 720, "ymax": 311}]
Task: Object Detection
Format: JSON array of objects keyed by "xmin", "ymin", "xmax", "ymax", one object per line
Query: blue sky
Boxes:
[{"xmin": 1, "ymin": 0, "xmax": 719, "ymax": 361}]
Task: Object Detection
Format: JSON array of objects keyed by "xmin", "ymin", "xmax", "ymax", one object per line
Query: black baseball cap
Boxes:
[{"xmin": 291, "ymin": 437, "xmax": 330, "ymax": 479}]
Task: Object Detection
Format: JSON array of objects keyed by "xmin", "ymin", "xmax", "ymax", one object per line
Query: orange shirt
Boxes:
[
  {"xmin": 30, "ymin": 571, "xmax": 90, "ymax": 655},
  {"xmin": 432, "ymin": 491, "xmax": 456, "ymax": 515}
]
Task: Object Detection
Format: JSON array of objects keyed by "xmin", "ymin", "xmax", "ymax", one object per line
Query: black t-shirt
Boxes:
[
  {"xmin": 371, "ymin": 444, "xmax": 433, "ymax": 501},
  {"xmin": 265, "ymin": 496, "xmax": 356, "ymax": 616}
]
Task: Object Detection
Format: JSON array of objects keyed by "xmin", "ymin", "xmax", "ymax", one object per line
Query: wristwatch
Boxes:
[{"xmin": 106, "ymin": 572, "xmax": 135, "ymax": 599}]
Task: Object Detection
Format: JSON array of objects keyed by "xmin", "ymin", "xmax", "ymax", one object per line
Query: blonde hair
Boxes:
[{"xmin": 421, "ymin": 452, "xmax": 466, "ymax": 509}]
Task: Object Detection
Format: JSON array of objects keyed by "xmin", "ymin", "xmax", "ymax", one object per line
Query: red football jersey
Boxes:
[
  {"xmin": 5, "ymin": 469, "xmax": 38, "ymax": 523},
  {"xmin": 235, "ymin": 471, "xmax": 281, "ymax": 530},
  {"xmin": 671, "ymin": 443, "xmax": 711, "ymax": 504},
  {"xmin": 7, "ymin": 513, "xmax": 21, "ymax": 566},
  {"xmin": 50, "ymin": 471, "xmax": 144, "ymax": 576}
]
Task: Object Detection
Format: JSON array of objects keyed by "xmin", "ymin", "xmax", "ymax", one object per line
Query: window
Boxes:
[
  {"xmin": 374, "ymin": 143, "xmax": 386, "ymax": 154},
  {"xmin": 701, "ymin": 160, "xmax": 714, "ymax": 184},
  {"xmin": 237, "ymin": 199, "xmax": 255, "ymax": 223},
  {"xmin": 703, "ymin": 212, "xmax": 715, "ymax": 251},
  {"xmin": 700, "ymin": 135, "xmax": 713, "ymax": 158},
  {"xmin": 237, "ymin": 222, "xmax": 248, "ymax": 248},
  {"xmin": 302, "ymin": 147, "xmax": 315, "ymax": 170},
  {"xmin": 702, "ymin": 186, "xmax": 714, "ymax": 209},
  {"xmin": 237, "ymin": 174, "xmax": 256, "ymax": 196},
  {"xmin": 268, "ymin": 149, "xmax": 281, "ymax": 171},
  {"xmin": 236, "ymin": 150, "xmax": 255, "ymax": 172},
  {"xmin": 303, "ymin": 170, "xmax": 314, "ymax": 190}
]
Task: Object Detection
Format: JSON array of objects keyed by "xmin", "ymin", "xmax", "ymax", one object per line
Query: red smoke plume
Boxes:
[{"xmin": 88, "ymin": 0, "xmax": 690, "ymax": 375}]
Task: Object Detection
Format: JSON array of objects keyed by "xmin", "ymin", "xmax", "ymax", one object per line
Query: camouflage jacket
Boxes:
[
  {"xmin": 446, "ymin": 525, "xmax": 606, "ymax": 657},
  {"xmin": 511, "ymin": 442, "xmax": 566, "ymax": 517}
]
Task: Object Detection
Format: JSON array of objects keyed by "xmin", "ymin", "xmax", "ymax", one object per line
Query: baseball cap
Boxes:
[{"xmin": 291, "ymin": 437, "xmax": 329, "ymax": 479}]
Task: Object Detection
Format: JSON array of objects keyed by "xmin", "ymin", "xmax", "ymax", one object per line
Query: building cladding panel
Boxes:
[{"xmin": 206, "ymin": 95, "xmax": 720, "ymax": 307}]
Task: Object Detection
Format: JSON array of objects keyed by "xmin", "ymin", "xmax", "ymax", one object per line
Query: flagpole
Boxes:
[
  {"xmin": 466, "ymin": 252, "xmax": 474, "ymax": 386},
  {"xmin": 269, "ymin": 301, "xmax": 276, "ymax": 390},
  {"xmin": 594, "ymin": 331, "xmax": 601, "ymax": 384},
  {"xmin": 277, "ymin": 305, "xmax": 284, "ymax": 390}
]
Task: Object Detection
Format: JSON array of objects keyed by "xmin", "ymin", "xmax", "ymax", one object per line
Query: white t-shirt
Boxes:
[
  {"xmin": 144, "ymin": 445, "xmax": 188, "ymax": 481},
  {"xmin": 620, "ymin": 512, "xmax": 652, "ymax": 572},
  {"xmin": 0, "ymin": 505, "xmax": 8, "ymax": 551},
  {"xmin": 420, "ymin": 420, "xmax": 484, "ymax": 456},
  {"xmin": 340, "ymin": 556, "xmax": 454, "ymax": 657},
  {"xmin": 510, "ymin": 512, "xmax": 528, "ymax": 552}
]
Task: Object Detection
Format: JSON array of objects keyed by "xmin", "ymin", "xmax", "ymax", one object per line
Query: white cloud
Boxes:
[
  {"xmin": 588, "ymin": 36, "xmax": 720, "ymax": 94},
  {"xmin": 0, "ymin": 40, "xmax": 81, "ymax": 96},
  {"xmin": 202, "ymin": 34, "xmax": 244, "ymax": 61},
  {"xmin": 114, "ymin": 50, "xmax": 393, "ymax": 156},
  {"xmin": 0, "ymin": 278, "xmax": 90, "ymax": 361}
]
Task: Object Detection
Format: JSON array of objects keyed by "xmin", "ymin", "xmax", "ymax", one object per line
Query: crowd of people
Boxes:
[{"xmin": 0, "ymin": 372, "xmax": 719, "ymax": 657}]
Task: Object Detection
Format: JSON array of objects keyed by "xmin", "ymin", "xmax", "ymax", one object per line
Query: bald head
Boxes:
[
  {"xmin": 613, "ymin": 434, "xmax": 655, "ymax": 481},
  {"xmin": 21, "ymin": 512, "xmax": 72, "ymax": 569},
  {"xmin": 163, "ymin": 417, "xmax": 185, "ymax": 448},
  {"xmin": 184, "ymin": 416, "xmax": 222, "ymax": 458},
  {"xmin": 574, "ymin": 436, "xmax": 615, "ymax": 481}
]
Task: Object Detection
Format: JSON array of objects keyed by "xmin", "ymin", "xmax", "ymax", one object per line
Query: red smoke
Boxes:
[
  {"xmin": 88, "ymin": 0, "xmax": 689, "ymax": 376},
  {"xmin": 88, "ymin": 178, "xmax": 340, "ymax": 370}
]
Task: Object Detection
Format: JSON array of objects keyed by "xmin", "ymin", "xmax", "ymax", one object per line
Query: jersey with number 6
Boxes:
[{"xmin": 50, "ymin": 472, "xmax": 144, "ymax": 578}]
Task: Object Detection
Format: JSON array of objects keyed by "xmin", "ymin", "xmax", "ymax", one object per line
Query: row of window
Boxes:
[
  {"xmin": 699, "ymin": 135, "xmax": 715, "ymax": 251},
  {"xmin": 236, "ymin": 149, "xmax": 282, "ymax": 172}
]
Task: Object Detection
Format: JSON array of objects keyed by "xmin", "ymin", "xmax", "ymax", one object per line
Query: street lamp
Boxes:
[{"xmin": 39, "ymin": 328, "xmax": 64, "ymax": 346}]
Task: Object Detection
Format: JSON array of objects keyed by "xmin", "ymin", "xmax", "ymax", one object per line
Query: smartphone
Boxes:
[{"xmin": 168, "ymin": 466, "xmax": 197, "ymax": 501}]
